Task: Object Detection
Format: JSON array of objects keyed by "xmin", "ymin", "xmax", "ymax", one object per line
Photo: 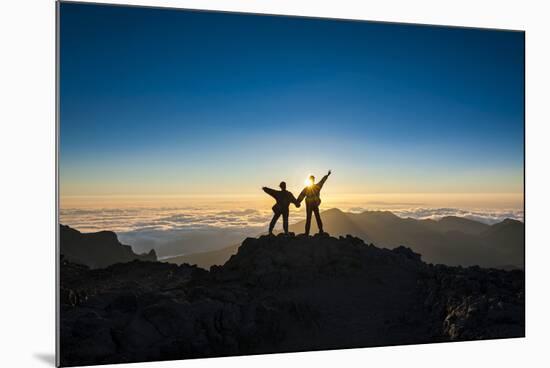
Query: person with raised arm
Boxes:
[
  {"xmin": 297, "ymin": 170, "xmax": 331, "ymax": 236},
  {"xmin": 262, "ymin": 181, "xmax": 301, "ymax": 235}
]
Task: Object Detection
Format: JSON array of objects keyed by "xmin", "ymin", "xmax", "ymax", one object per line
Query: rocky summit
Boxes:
[{"xmin": 60, "ymin": 233, "xmax": 524, "ymax": 366}]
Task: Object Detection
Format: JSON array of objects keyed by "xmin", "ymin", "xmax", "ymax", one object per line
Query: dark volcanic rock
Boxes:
[
  {"xmin": 60, "ymin": 234, "xmax": 524, "ymax": 366},
  {"xmin": 60, "ymin": 225, "xmax": 157, "ymax": 268}
]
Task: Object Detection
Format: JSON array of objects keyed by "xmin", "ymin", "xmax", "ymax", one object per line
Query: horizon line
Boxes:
[{"xmin": 60, "ymin": 192, "xmax": 524, "ymax": 198}]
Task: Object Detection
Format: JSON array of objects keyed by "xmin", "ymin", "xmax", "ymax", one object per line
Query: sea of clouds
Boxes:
[
  {"xmin": 61, "ymin": 207, "xmax": 291, "ymax": 258},
  {"xmin": 61, "ymin": 207, "xmax": 283, "ymax": 233},
  {"xmin": 60, "ymin": 206, "xmax": 523, "ymax": 258}
]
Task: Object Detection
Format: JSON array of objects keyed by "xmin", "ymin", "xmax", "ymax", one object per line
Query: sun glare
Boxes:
[{"xmin": 305, "ymin": 177, "xmax": 314, "ymax": 187}]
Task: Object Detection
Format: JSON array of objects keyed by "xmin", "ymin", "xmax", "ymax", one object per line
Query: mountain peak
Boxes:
[
  {"xmin": 322, "ymin": 208, "xmax": 345, "ymax": 215},
  {"xmin": 499, "ymin": 218, "xmax": 523, "ymax": 225},
  {"xmin": 212, "ymin": 233, "xmax": 424, "ymax": 287},
  {"xmin": 60, "ymin": 225, "xmax": 157, "ymax": 269}
]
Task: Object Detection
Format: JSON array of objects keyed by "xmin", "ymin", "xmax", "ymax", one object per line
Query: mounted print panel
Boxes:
[{"xmin": 57, "ymin": 1, "xmax": 525, "ymax": 366}]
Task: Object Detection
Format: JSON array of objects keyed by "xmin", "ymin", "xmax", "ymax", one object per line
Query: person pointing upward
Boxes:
[{"xmin": 297, "ymin": 170, "xmax": 331, "ymax": 236}]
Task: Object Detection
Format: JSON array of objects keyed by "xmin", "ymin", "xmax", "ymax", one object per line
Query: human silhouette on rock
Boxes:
[
  {"xmin": 297, "ymin": 170, "xmax": 331, "ymax": 236},
  {"xmin": 262, "ymin": 181, "xmax": 300, "ymax": 235}
]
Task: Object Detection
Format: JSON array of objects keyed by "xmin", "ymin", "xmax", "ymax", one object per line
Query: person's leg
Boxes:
[
  {"xmin": 269, "ymin": 211, "xmax": 281, "ymax": 234},
  {"xmin": 305, "ymin": 205, "xmax": 312, "ymax": 235},
  {"xmin": 282, "ymin": 210, "xmax": 289, "ymax": 234},
  {"xmin": 313, "ymin": 206, "xmax": 324, "ymax": 233}
]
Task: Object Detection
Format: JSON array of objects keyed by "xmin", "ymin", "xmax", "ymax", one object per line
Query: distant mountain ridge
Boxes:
[
  {"xmin": 290, "ymin": 209, "xmax": 524, "ymax": 269},
  {"xmin": 60, "ymin": 225, "xmax": 157, "ymax": 268},
  {"xmin": 166, "ymin": 209, "xmax": 524, "ymax": 270}
]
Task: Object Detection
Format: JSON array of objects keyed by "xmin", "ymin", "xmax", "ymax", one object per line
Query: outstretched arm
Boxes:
[
  {"xmin": 262, "ymin": 187, "xmax": 278, "ymax": 199},
  {"xmin": 318, "ymin": 170, "xmax": 331, "ymax": 189}
]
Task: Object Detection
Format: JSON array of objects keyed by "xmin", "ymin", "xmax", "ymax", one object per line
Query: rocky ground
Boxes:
[{"xmin": 60, "ymin": 233, "xmax": 524, "ymax": 366}]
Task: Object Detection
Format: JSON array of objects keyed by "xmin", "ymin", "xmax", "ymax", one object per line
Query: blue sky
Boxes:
[{"xmin": 59, "ymin": 2, "xmax": 524, "ymax": 197}]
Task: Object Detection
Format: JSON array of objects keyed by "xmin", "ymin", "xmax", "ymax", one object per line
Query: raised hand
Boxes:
[{"xmin": 328, "ymin": 169, "xmax": 332, "ymax": 176}]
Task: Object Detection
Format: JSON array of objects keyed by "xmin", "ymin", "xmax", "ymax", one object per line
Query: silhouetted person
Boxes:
[
  {"xmin": 297, "ymin": 170, "xmax": 331, "ymax": 235},
  {"xmin": 262, "ymin": 181, "xmax": 300, "ymax": 235}
]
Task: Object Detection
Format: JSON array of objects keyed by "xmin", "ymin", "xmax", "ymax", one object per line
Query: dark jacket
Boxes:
[
  {"xmin": 297, "ymin": 174, "xmax": 329, "ymax": 207},
  {"xmin": 263, "ymin": 187, "xmax": 299, "ymax": 213}
]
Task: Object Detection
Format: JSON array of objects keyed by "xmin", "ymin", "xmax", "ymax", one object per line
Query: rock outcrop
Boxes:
[
  {"xmin": 60, "ymin": 225, "xmax": 157, "ymax": 269},
  {"xmin": 60, "ymin": 233, "xmax": 524, "ymax": 366}
]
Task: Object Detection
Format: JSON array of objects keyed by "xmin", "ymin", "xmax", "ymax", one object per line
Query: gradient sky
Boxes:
[{"xmin": 59, "ymin": 2, "xmax": 524, "ymax": 199}]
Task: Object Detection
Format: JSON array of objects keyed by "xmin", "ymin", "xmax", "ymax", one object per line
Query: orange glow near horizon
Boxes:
[{"xmin": 59, "ymin": 192, "xmax": 524, "ymax": 212}]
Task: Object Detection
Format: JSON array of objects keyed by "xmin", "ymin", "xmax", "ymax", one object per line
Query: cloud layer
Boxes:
[
  {"xmin": 61, "ymin": 207, "xmax": 279, "ymax": 233},
  {"xmin": 60, "ymin": 205, "xmax": 523, "ymax": 258},
  {"xmin": 60, "ymin": 207, "xmax": 299, "ymax": 257}
]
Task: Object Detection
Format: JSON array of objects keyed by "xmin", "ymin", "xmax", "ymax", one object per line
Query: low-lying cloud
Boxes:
[
  {"xmin": 60, "ymin": 207, "xmax": 277, "ymax": 233},
  {"xmin": 60, "ymin": 207, "xmax": 287, "ymax": 257},
  {"xmin": 60, "ymin": 205, "xmax": 523, "ymax": 258}
]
